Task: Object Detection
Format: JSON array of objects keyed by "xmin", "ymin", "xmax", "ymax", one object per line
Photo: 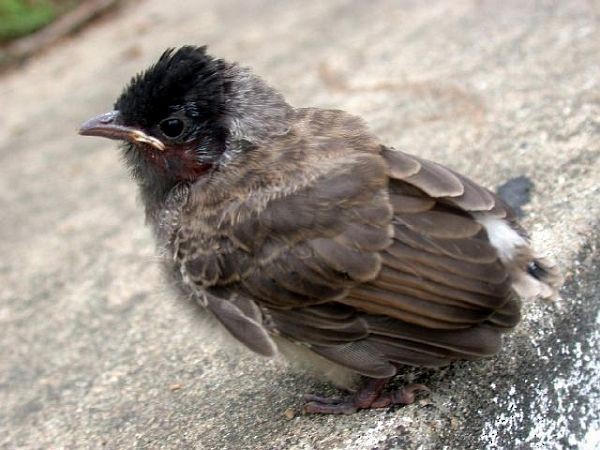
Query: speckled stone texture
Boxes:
[{"xmin": 1, "ymin": 1, "xmax": 598, "ymax": 449}]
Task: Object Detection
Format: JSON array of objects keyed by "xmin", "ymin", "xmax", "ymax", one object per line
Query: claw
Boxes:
[{"xmin": 394, "ymin": 383, "xmax": 430, "ymax": 404}]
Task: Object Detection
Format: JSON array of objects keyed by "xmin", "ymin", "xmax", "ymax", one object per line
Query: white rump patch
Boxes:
[{"xmin": 475, "ymin": 216, "xmax": 527, "ymax": 263}]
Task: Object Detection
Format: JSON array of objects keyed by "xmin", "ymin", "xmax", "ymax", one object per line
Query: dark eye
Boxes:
[{"xmin": 159, "ymin": 118, "xmax": 185, "ymax": 138}]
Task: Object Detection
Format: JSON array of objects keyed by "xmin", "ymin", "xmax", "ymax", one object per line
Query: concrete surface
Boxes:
[{"xmin": 1, "ymin": 0, "xmax": 599, "ymax": 448}]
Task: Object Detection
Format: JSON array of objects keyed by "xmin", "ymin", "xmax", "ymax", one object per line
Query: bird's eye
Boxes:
[{"xmin": 159, "ymin": 118, "xmax": 185, "ymax": 138}]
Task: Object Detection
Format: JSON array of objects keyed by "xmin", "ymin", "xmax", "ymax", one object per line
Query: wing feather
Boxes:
[{"xmin": 175, "ymin": 115, "xmax": 521, "ymax": 369}]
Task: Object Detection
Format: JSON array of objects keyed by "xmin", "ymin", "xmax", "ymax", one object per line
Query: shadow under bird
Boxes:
[{"xmin": 79, "ymin": 46, "xmax": 560, "ymax": 414}]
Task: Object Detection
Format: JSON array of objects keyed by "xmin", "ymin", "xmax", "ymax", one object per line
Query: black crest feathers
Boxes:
[{"xmin": 115, "ymin": 46, "xmax": 229, "ymax": 128}]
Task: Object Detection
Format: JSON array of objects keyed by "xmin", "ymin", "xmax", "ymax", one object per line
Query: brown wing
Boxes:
[
  {"xmin": 188, "ymin": 143, "xmax": 520, "ymax": 376},
  {"xmin": 342, "ymin": 147, "xmax": 519, "ymax": 331}
]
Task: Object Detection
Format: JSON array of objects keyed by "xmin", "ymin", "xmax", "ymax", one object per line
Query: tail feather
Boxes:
[
  {"xmin": 517, "ymin": 254, "xmax": 561, "ymax": 299},
  {"xmin": 476, "ymin": 215, "xmax": 561, "ymax": 300}
]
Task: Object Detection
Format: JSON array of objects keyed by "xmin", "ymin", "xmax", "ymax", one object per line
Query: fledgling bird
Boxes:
[{"xmin": 79, "ymin": 46, "xmax": 560, "ymax": 414}]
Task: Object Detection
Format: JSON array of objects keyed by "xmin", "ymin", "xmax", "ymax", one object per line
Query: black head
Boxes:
[
  {"xmin": 79, "ymin": 46, "xmax": 231, "ymax": 184},
  {"xmin": 115, "ymin": 46, "xmax": 229, "ymax": 132}
]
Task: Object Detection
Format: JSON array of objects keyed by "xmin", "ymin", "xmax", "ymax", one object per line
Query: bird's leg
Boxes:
[{"xmin": 303, "ymin": 377, "xmax": 429, "ymax": 415}]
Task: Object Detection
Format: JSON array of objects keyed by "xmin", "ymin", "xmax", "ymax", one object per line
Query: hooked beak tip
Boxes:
[{"xmin": 78, "ymin": 110, "xmax": 122, "ymax": 136}]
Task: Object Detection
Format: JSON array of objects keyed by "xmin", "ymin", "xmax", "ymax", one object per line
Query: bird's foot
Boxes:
[{"xmin": 303, "ymin": 378, "xmax": 429, "ymax": 415}]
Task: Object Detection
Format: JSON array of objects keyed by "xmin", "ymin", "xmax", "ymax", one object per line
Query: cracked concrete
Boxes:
[{"xmin": 1, "ymin": 0, "xmax": 599, "ymax": 448}]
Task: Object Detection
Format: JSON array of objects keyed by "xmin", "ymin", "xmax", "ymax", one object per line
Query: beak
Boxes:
[{"xmin": 78, "ymin": 110, "xmax": 166, "ymax": 151}]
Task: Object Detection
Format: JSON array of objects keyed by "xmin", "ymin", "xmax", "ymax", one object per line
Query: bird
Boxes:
[{"xmin": 79, "ymin": 46, "xmax": 560, "ymax": 414}]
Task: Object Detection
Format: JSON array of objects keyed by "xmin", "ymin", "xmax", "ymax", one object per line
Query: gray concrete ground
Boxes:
[{"xmin": 1, "ymin": 1, "xmax": 599, "ymax": 448}]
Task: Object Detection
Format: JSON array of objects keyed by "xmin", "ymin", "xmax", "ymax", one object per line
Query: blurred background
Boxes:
[
  {"xmin": 1, "ymin": 1, "xmax": 599, "ymax": 449},
  {"xmin": 0, "ymin": 0, "xmax": 64, "ymax": 42}
]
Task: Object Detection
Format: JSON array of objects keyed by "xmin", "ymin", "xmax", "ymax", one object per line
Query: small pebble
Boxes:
[{"xmin": 450, "ymin": 417, "xmax": 459, "ymax": 430}]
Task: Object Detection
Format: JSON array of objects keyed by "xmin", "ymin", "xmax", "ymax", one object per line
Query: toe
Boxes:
[
  {"xmin": 303, "ymin": 394, "xmax": 343, "ymax": 404},
  {"xmin": 303, "ymin": 401, "xmax": 358, "ymax": 415}
]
